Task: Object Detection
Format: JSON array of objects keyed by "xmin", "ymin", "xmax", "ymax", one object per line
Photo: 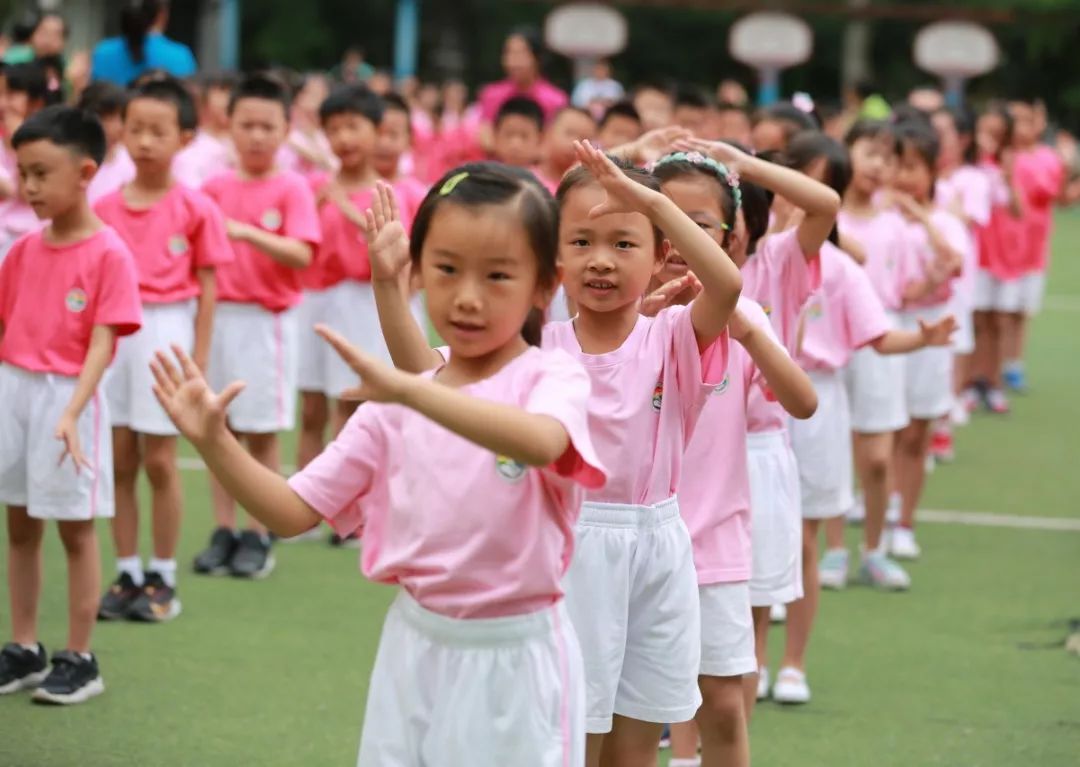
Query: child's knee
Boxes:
[
  {"xmin": 57, "ymin": 520, "xmax": 96, "ymax": 554},
  {"xmin": 300, "ymin": 394, "xmax": 327, "ymax": 432},
  {"xmin": 113, "ymin": 445, "xmax": 141, "ymax": 484},
  {"xmin": 143, "ymin": 443, "xmax": 178, "ymax": 487},
  {"xmin": 7, "ymin": 509, "xmax": 45, "ymax": 548},
  {"xmin": 697, "ymin": 677, "xmax": 746, "ymax": 737}
]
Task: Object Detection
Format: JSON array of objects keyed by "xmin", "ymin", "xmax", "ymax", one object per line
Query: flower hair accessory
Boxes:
[
  {"xmin": 439, "ymin": 171, "xmax": 469, "ymax": 196},
  {"xmin": 792, "ymin": 91, "xmax": 816, "ymax": 114},
  {"xmin": 649, "ymin": 151, "xmax": 743, "ymax": 214}
]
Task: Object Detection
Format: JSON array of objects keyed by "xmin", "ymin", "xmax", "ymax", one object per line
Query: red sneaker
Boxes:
[{"xmin": 930, "ymin": 429, "xmax": 954, "ymax": 463}]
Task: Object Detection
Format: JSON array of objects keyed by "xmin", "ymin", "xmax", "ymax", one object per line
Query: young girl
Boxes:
[
  {"xmin": 648, "ymin": 150, "xmax": 818, "ymax": 767},
  {"xmin": 372, "ymin": 141, "xmax": 744, "ymax": 767},
  {"xmin": 172, "ymin": 73, "xmax": 236, "ymax": 189},
  {"xmin": 888, "ymin": 121, "xmax": 967, "ymax": 560},
  {"xmin": 153, "ymin": 164, "xmax": 605, "ymax": 765},
  {"xmin": 78, "ymin": 81, "xmax": 135, "ymax": 204},
  {"xmin": 278, "ymin": 72, "xmax": 336, "ymax": 178},
  {"xmin": 772, "ymin": 132, "xmax": 955, "ymax": 704}
]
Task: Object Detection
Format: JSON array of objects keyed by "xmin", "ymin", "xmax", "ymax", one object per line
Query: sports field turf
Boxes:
[{"xmin": 2, "ymin": 215, "xmax": 1079, "ymax": 767}]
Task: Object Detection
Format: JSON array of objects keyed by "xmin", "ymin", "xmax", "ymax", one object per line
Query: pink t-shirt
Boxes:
[
  {"xmin": 543, "ymin": 305, "xmax": 727, "ymax": 506},
  {"xmin": 173, "ymin": 131, "xmax": 233, "ymax": 189},
  {"xmin": 202, "ymin": 170, "xmax": 322, "ymax": 311},
  {"xmin": 94, "ymin": 184, "xmax": 233, "ymax": 304},
  {"xmin": 87, "ymin": 148, "xmax": 136, "ymax": 205},
  {"xmin": 288, "ymin": 346, "xmax": 606, "ymax": 619},
  {"xmin": 936, "ymin": 165, "xmax": 992, "ymax": 228},
  {"xmin": 0, "ymin": 227, "xmax": 142, "ymax": 376},
  {"xmin": 838, "ymin": 208, "xmax": 915, "ymax": 312},
  {"xmin": 741, "ymin": 228, "xmax": 822, "ymax": 352},
  {"xmin": 478, "ymin": 78, "xmax": 569, "ymax": 124},
  {"xmin": 797, "ymin": 242, "xmax": 890, "ymax": 372},
  {"xmin": 902, "ymin": 209, "xmax": 971, "ymax": 309},
  {"xmin": 1014, "ymin": 146, "xmax": 1064, "ymax": 272},
  {"xmin": 679, "ymin": 296, "xmax": 773, "ymax": 584},
  {"xmin": 277, "ymin": 127, "xmax": 337, "ymax": 179}
]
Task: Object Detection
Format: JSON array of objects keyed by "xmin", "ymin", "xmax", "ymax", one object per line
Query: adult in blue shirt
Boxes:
[{"xmin": 91, "ymin": 0, "xmax": 196, "ymax": 86}]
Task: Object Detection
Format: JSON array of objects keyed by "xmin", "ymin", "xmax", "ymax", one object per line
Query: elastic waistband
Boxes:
[
  {"xmin": 746, "ymin": 430, "xmax": 787, "ymax": 451},
  {"xmin": 0, "ymin": 364, "xmax": 75, "ymax": 385},
  {"xmin": 578, "ymin": 496, "xmax": 680, "ymax": 528},
  {"xmin": 392, "ymin": 590, "xmax": 566, "ymax": 647}
]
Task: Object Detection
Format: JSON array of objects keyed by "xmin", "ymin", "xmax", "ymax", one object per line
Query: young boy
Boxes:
[
  {"xmin": 597, "ymin": 100, "xmax": 643, "ymax": 151},
  {"xmin": 196, "ymin": 72, "xmax": 321, "ymax": 577},
  {"xmin": 1, "ymin": 62, "xmax": 49, "ymax": 257},
  {"xmin": 0, "ymin": 106, "xmax": 142, "ymax": 704},
  {"xmin": 491, "ymin": 95, "xmax": 544, "ymax": 169},
  {"xmin": 534, "ymin": 106, "xmax": 596, "ymax": 194},
  {"xmin": 173, "ymin": 73, "xmax": 237, "ymax": 188},
  {"xmin": 94, "ymin": 76, "xmax": 231, "ymax": 621},
  {"xmin": 371, "ymin": 92, "xmax": 428, "ymax": 219},
  {"xmin": 78, "ymin": 81, "xmax": 135, "ymax": 204}
]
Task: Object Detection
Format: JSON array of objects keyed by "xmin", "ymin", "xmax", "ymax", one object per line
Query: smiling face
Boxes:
[
  {"xmin": 16, "ymin": 139, "xmax": 95, "ymax": 221},
  {"xmin": 895, "ymin": 141, "xmax": 934, "ymax": 203},
  {"xmin": 558, "ymin": 182, "xmax": 663, "ymax": 313},
  {"xmin": 848, "ymin": 135, "xmax": 891, "ymax": 197},
  {"xmin": 419, "ymin": 200, "xmax": 549, "ymax": 360}
]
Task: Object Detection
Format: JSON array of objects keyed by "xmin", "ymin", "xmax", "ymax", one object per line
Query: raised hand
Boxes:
[
  {"xmin": 641, "ymin": 273, "xmax": 702, "ymax": 317},
  {"xmin": 54, "ymin": 412, "xmax": 91, "ymax": 473},
  {"xmin": 630, "ymin": 126, "xmax": 692, "ymax": 164},
  {"xmin": 672, "ymin": 137, "xmax": 751, "ymax": 172},
  {"xmin": 918, "ymin": 314, "xmax": 957, "ymax": 347},
  {"xmin": 150, "ymin": 345, "xmax": 245, "ymax": 445},
  {"xmin": 574, "ymin": 140, "xmax": 663, "ymax": 219},
  {"xmin": 316, "ymin": 324, "xmax": 417, "ymax": 403},
  {"xmin": 364, "ymin": 181, "xmax": 412, "ymax": 282}
]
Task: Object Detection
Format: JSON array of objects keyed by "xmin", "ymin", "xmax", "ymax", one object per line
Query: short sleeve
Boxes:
[
  {"xmin": 745, "ymin": 229, "xmax": 822, "ymax": 351},
  {"xmin": 189, "ymin": 192, "xmax": 233, "ymax": 268},
  {"xmin": 282, "ymin": 177, "xmax": 322, "ymax": 246},
  {"xmin": 0, "ymin": 240, "xmax": 23, "ymax": 326},
  {"xmin": 287, "ymin": 405, "xmax": 386, "ymax": 535},
  {"xmin": 93, "ymin": 244, "xmax": 142, "ymax": 337},
  {"xmin": 663, "ymin": 305, "xmax": 730, "ymax": 435},
  {"xmin": 524, "ymin": 350, "xmax": 606, "ymax": 490},
  {"xmin": 842, "ymin": 261, "xmax": 891, "ymax": 350}
]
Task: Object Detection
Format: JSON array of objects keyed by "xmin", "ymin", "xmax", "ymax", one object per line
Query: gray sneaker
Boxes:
[
  {"xmin": 858, "ymin": 550, "xmax": 911, "ymax": 591},
  {"xmin": 818, "ymin": 548, "xmax": 850, "ymax": 590}
]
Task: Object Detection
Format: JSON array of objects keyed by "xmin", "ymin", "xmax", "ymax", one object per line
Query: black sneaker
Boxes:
[
  {"xmin": 97, "ymin": 572, "xmax": 143, "ymax": 620},
  {"xmin": 328, "ymin": 532, "xmax": 361, "ymax": 549},
  {"xmin": 126, "ymin": 571, "xmax": 182, "ymax": 623},
  {"xmin": 31, "ymin": 651, "xmax": 104, "ymax": 705},
  {"xmin": 193, "ymin": 527, "xmax": 238, "ymax": 575},
  {"xmin": 229, "ymin": 530, "xmax": 276, "ymax": 579},
  {"xmin": 0, "ymin": 642, "xmax": 48, "ymax": 695}
]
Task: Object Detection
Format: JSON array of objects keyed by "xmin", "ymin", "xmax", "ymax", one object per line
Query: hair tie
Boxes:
[
  {"xmin": 792, "ymin": 92, "xmax": 816, "ymax": 115},
  {"xmin": 439, "ymin": 171, "xmax": 469, "ymax": 196},
  {"xmin": 650, "ymin": 151, "xmax": 742, "ymax": 214}
]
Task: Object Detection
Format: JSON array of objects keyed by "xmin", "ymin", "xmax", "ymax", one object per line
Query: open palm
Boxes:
[
  {"xmin": 151, "ymin": 346, "xmax": 244, "ymax": 445},
  {"xmin": 574, "ymin": 140, "xmax": 662, "ymax": 219},
  {"xmin": 316, "ymin": 325, "xmax": 415, "ymax": 403},
  {"xmin": 919, "ymin": 315, "xmax": 957, "ymax": 347},
  {"xmin": 364, "ymin": 181, "xmax": 412, "ymax": 282}
]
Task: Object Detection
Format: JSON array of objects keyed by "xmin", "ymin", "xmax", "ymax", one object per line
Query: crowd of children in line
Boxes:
[{"xmin": 0, "ymin": 34, "xmax": 1071, "ymax": 767}]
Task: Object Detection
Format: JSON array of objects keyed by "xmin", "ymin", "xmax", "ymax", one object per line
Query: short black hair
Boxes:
[
  {"xmin": 228, "ymin": 72, "xmax": 291, "ymax": 116},
  {"xmin": 126, "ymin": 74, "xmax": 198, "ymax": 131},
  {"xmin": 12, "ymin": 105, "xmax": 106, "ymax": 166},
  {"xmin": 845, "ymin": 118, "xmax": 897, "ymax": 152},
  {"xmin": 674, "ymin": 84, "xmax": 709, "ymax": 110},
  {"xmin": 496, "ymin": 96, "xmax": 544, "ymax": 131},
  {"xmin": 3, "ymin": 62, "xmax": 48, "ymax": 104},
  {"xmin": 381, "ymin": 92, "xmax": 410, "ymax": 116},
  {"xmin": 600, "ymin": 100, "xmax": 641, "ymax": 129},
  {"xmin": 550, "ymin": 106, "xmax": 595, "ymax": 128},
  {"xmin": 894, "ymin": 120, "xmax": 940, "ymax": 171},
  {"xmin": 890, "ymin": 103, "xmax": 932, "ymax": 129},
  {"xmin": 715, "ymin": 100, "xmax": 748, "ymax": 116},
  {"xmin": 319, "ymin": 83, "xmax": 385, "ymax": 126},
  {"xmin": 780, "ymin": 131, "xmax": 851, "ymax": 245},
  {"xmin": 198, "ymin": 71, "xmax": 240, "ymax": 94},
  {"xmin": 77, "ymin": 81, "xmax": 127, "ymax": 118}
]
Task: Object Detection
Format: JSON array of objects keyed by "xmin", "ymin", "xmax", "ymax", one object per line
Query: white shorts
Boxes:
[
  {"xmin": 0, "ymin": 365, "xmax": 114, "ymax": 520},
  {"xmin": 747, "ymin": 431, "xmax": 803, "ymax": 607},
  {"xmin": 106, "ymin": 300, "xmax": 195, "ymax": 436},
  {"xmin": 949, "ymin": 296, "xmax": 975, "ymax": 356},
  {"xmin": 789, "ymin": 370, "xmax": 854, "ymax": 520},
  {"xmin": 699, "ymin": 582, "xmax": 756, "ymax": 678},
  {"xmin": 563, "ymin": 498, "xmax": 702, "ymax": 733},
  {"xmin": 974, "ymin": 270, "xmax": 1046, "ymax": 315},
  {"xmin": 358, "ymin": 591, "xmax": 584, "ymax": 767},
  {"xmin": 296, "ymin": 289, "xmax": 331, "ymax": 393},
  {"xmin": 899, "ymin": 305, "xmax": 953, "ymax": 420},
  {"xmin": 208, "ymin": 302, "xmax": 298, "ymax": 434},
  {"xmin": 847, "ymin": 326, "xmax": 909, "ymax": 434}
]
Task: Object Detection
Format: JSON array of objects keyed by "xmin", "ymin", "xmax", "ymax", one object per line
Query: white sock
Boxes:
[
  {"xmin": 670, "ymin": 759, "xmax": 702, "ymax": 767},
  {"xmin": 148, "ymin": 558, "xmax": 177, "ymax": 588},
  {"xmin": 116, "ymin": 556, "xmax": 144, "ymax": 587},
  {"xmin": 20, "ymin": 642, "xmax": 39, "ymax": 653}
]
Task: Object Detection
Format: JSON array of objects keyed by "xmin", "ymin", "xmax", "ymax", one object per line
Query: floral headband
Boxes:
[{"xmin": 648, "ymin": 151, "xmax": 743, "ymax": 214}]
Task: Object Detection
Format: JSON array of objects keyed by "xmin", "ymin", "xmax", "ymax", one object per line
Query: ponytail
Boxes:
[{"xmin": 121, "ymin": 0, "xmax": 163, "ymax": 65}]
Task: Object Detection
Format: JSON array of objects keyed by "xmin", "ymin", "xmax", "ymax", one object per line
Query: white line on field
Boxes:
[{"xmin": 176, "ymin": 457, "xmax": 1080, "ymax": 533}]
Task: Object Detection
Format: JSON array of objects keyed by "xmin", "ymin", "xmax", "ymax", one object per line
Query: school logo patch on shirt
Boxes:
[
  {"xmin": 260, "ymin": 208, "xmax": 283, "ymax": 231},
  {"xmin": 760, "ymin": 304, "xmax": 772, "ymax": 317},
  {"xmin": 713, "ymin": 374, "xmax": 730, "ymax": 395},
  {"xmin": 495, "ymin": 455, "xmax": 526, "ymax": 482},
  {"xmin": 65, "ymin": 288, "xmax": 88, "ymax": 313},
  {"xmin": 807, "ymin": 301, "xmax": 824, "ymax": 320},
  {"xmin": 168, "ymin": 235, "xmax": 190, "ymax": 256},
  {"xmin": 652, "ymin": 382, "xmax": 664, "ymax": 412}
]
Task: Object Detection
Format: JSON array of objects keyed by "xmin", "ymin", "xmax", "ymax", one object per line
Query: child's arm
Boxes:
[
  {"xmin": 576, "ymin": 141, "xmax": 742, "ymax": 348},
  {"xmin": 152, "ymin": 349, "xmax": 321, "ymax": 537},
  {"xmin": 730, "ymin": 309, "xmax": 817, "ymax": 420},
  {"xmin": 192, "ymin": 268, "xmax": 216, "ymax": 372},
  {"xmin": 870, "ymin": 315, "xmax": 956, "ymax": 355},
  {"xmin": 686, "ymin": 138, "xmax": 841, "ymax": 258},
  {"xmin": 225, "ymin": 220, "xmax": 313, "ymax": 269},
  {"xmin": 318, "ymin": 327, "xmax": 571, "ymax": 467},
  {"xmin": 896, "ymin": 195, "xmax": 963, "ymax": 281},
  {"xmin": 607, "ymin": 126, "xmax": 691, "ymax": 165},
  {"xmin": 55, "ymin": 325, "xmax": 117, "ymax": 471}
]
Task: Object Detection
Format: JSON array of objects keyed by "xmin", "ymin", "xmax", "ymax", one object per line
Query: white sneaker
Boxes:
[
  {"xmin": 858, "ymin": 550, "xmax": 911, "ymax": 591},
  {"xmin": 769, "ymin": 603, "xmax": 787, "ymax": 623},
  {"xmin": 757, "ymin": 667, "xmax": 770, "ymax": 700},
  {"xmin": 846, "ymin": 494, "xmax": 865, "ymax": 523},
  {"xmin": 818, "ymin": 548, "xmax": 849, "ymax": 590},
  {"xmin": 886, "ymin": 493, "xmax": 902, "ymax": 526},
  {"xmin": 889, "ymin": 527, "xmax": 921, "ymax": 560},
  {"xmin": 950, "ymin": 398, "xmax": 970, "ymax": 426},
  {"xmin": 772, "ymin": 666, "xmax": 810, "ymax": 704}
]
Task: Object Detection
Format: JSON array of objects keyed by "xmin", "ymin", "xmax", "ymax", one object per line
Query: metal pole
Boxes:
[
  {"xmin": 758, "ymin": 67, "xmax": 780, "ymax": 106},
  {"xmin": 394, "ymin": 0, "xmax": 421, "ymax": 81},
  {"xmin": 220, "ymin": 0, "xmax": 240, "ymax": 71},
  {"xmin": 943, "ymin": 74, "xmax": 965, "ymax": 108}
]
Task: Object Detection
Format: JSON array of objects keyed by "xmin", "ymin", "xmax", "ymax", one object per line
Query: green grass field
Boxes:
[{"xmin": 3, "ymin": 216, "xmax": 1080, "ymax": 767}]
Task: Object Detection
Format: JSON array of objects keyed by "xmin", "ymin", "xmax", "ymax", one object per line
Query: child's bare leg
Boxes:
[
  {"xmin": 751, "ymin": 606, "xmax": 770, "ymax": 672},
  {"xmin": 331, "ymin": 398, "xmax": 360, "ymax": 438},
  {"xmin": 780, "ymin": 520, "xmax": 820, "ymax": 671},
  {"xmin": 853, "ymin": 432, "xmax": 893, "ymax": 552},
  {"xmin": 110, "ymin": 427, "xmax": 141, "ymax": 559},
  {"xmin": 971, "ymin": 310, "xmax": 994, "ymax": 382},
  {"xmin": 144, "ymin": 435, "xmax": 182, "ymax": 560},
  {"xmin": 242, "ymin": 432, "xmax": 280, "ymax": 535},
  {"xmin": 894, "ymin": 420, "xmax": 932, "ymax": 529},
  {"xmin": 670, "ymin": 720, "xmax": 699, "ymax": 762},
  {"xmin": 7, "ymin": 506, "xmax": 44, "ymax": 645},
  {"xmin": 58, "ymin": 520, "xmax": 100, "ymax": 653},
  {"xmin": 298, "ymin": 391, "xmax": 328, "ymax": 470},
  {"xmin": 210, "ymin": 474, "xmax": 236, "ymax": 529},
  {"xmin": 601, "ymin": 716, "xmax": 665, "ymax": 767},
  {"xmin": 697, "ymin": 675, "xmax": 749, "ymax": 767},
  {"xmin": 585, "ymin": 734, "xmax": 605, "ymax": 767},
  {"xmin": 824, "ymin": 515, "xmax": 845, "ymax": 550}
]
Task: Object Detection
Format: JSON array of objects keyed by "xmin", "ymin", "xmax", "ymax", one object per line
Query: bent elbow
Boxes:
[{"xmin": 790, "ymin": 392, "xmax": 819, "ymax": 420}]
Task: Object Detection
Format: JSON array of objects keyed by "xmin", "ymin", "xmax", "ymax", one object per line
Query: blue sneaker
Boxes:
[
  {"xmin": 1003, "ymin": 365, "xmax": 1027, "ymax": 393},
  {"xmin": 857, "ymin": 550, "xmax": 911, "ymax": 591}
]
